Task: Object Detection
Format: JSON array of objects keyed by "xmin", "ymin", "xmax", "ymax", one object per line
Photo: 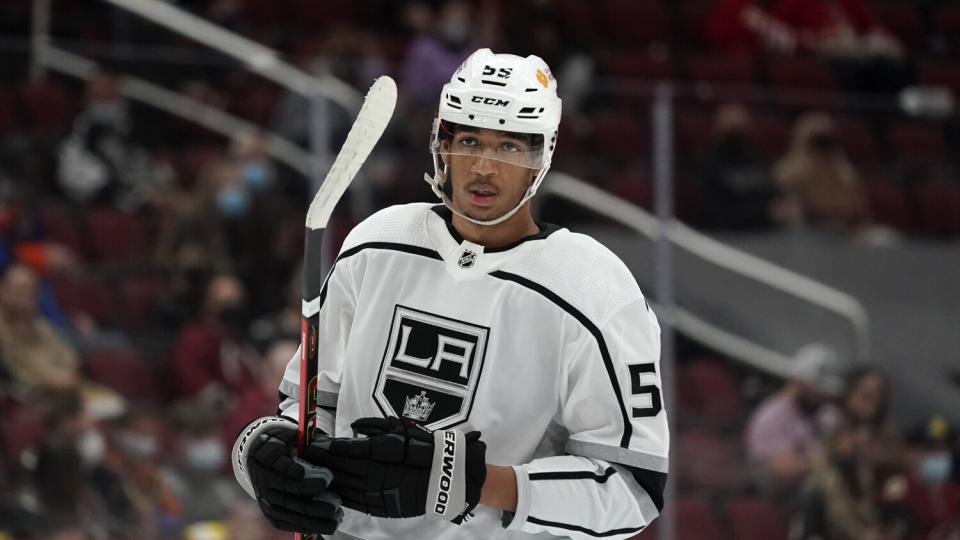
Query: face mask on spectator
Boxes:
[
  {"xmin": 87, "ymin": 100, "xmax": 130, "ymax": 135},
  {"xmin": 216, "ymin": 185, "xmax": 251, "ymax": 217},
  {"xmin": 185, "ymin": 438, "xmax": 226, "ymax": 472},
  {"xmin": 797, "ymin": 391, "xmax": 823, "ymax": 416},
  {"xmin": 77, "ymin": 429, "xmax": 106, "ymax": 466},
  {"xmin": 440, "ymin": 20, "xmax": 469, "ymax": 48},
  {"xmin": 117, "ymin": 431, "xmax": 159, "ymax": 459},
  {"xmin": 919, "ymin": 452, "xmax": 953, "ymax": 484},
  {"xmin": 217, "ymin": 302, "xmax": 250, "ymax": 335},
  {"xmin": 809, "ymin": 132, "xmax": 838, "ymax": 153},
  {"xmin": 242, "ymin": 162, "xmax": 273, "ymax": 191},
  {"xmin": 718, "ymin": 130, "xmax": 749, "ymax": 158}
]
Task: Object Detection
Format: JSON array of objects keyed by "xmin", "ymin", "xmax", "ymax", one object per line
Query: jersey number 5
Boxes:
[{"xmin": 628, "ymin": 363, "xmax": 662, "ymax": 418}]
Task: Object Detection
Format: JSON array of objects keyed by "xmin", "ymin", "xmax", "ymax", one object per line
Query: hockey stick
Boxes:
[{"xmin": 296, "ymin": 76, "xmax": 397, "ymax": 540}]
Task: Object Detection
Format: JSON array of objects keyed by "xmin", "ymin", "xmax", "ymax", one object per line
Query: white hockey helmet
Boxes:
[{"xmin": 425, "ymin": 48, "xmax": 562, "ymax": 226}]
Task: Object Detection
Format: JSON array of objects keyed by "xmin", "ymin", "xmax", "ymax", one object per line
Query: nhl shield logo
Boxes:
[
  {"xmin": 373, "ymin": 305, "xmax": 489, "ymax": 430},
  {"xmin": 458, "ymin": 249, "xmax": 477, "ymax": 268}
]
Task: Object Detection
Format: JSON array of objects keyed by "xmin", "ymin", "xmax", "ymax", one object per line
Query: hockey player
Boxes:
[{"xmin": 232, "ymin": 49, "xmax": 669, "ymax": 539}]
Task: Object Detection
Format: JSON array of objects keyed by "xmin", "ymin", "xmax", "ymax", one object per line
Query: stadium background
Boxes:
[{"xmin": 0, "ymin": 0, "xmax": 959, "ymax": 538}]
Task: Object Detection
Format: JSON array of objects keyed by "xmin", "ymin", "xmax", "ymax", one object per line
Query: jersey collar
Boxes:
[
  {"xmin": 429, "ymin": 205, "xmax": 559, "ymax": 253},
  {"xmin": 425, "ymin": 205, "xmax": 560, "ymax": 280}
]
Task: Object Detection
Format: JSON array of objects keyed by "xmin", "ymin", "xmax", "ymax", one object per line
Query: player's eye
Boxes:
[
  {"xmin": 500, "ymin": 142, "xmax": 521, "ymax": 153},
  {"xmin": 457, "ymin": 137, "xmax": 478, "ymax": 148}
]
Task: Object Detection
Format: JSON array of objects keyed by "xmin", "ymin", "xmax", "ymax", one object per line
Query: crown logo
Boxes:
[
  {"xmin": 402, "ymin": 391, "xmax": 436, "ymax": 422},
  {"xmin": 536, "ymin": 69, "xmax": 549, "ymax": 88}
]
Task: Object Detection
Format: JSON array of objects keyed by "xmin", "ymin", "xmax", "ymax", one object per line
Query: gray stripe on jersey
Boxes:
[
  {"xmin": 317, "ymin": 390, "xmax": 339, "ymax": 408},
  {"xmin": 566, "ymin": 439, "xmax": 669, "ymax": 473},
  {"xmin": 611, "ymin": 463, "xmax": 660, "ymax": 524}
]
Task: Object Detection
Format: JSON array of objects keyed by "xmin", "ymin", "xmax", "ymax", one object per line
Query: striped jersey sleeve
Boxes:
[{"xmin": 506, "ymin": 294, "xmax": 668, "ymax": 539}]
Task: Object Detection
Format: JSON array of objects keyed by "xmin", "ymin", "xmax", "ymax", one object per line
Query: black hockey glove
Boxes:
[
  {"xmin": 246, "ymin": 425, "xmax": 343, "ymax": 534},
  {"xmin": 305, "ymin": 416, "xmax": 486, "ymax": 523}
]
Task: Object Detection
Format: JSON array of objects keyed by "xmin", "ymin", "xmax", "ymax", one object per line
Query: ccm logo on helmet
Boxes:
[
  {"xmin": 434, "ymin": 431, "xmax": 457, "ymax": 514},
  {"xmin": 471, "ymin": 96, "xmax": 510, "ymax": 107}
]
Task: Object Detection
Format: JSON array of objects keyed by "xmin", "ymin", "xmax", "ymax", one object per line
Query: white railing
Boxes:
[
  {"xmin": 99, "ymin": 0, "xmax": 361, "ymax": 111},
  {"xmin": 541, "ymin": 172, "xmax": 871, "ymax": 371},
  {"xmin": 35, "ymin": 0, "xmax": 370, "ymax": 183},
  {"xmin": 37, "ymin": 43, "xmax": 313, "ymax": 177}
]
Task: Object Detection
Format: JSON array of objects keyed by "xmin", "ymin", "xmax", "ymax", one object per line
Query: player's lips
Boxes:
[{"xmin": 467, "ymin": 185, "xmax": 497, "ymax": 207}]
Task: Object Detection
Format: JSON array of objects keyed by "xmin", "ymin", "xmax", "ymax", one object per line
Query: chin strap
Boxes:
[{"xmin": 422, "ymin": 169, "xmax": 546, "ymax": 227}]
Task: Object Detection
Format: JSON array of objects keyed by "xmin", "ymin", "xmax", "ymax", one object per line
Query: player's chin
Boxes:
[
  {"xmin": 463, "ymin": 205, "xmax": 508, "ymax": 223},
  {"xmin": 455, "ymin": 196, "xmax": 501, "ymax": 221}
]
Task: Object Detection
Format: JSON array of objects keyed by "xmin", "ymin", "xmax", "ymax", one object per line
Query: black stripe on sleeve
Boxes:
[
  {"xmin": 489, "ymin": 270, "xmax": 633, "ymax": 448},
  {"xmin": 526, "ymin": 516, "xmax": 646, "ymax": 538},
  {"xmin": 620, "ymin": 463, "xmax": 667, "ymax": 512},
  {"xmin": 528, "ymin": 467, "xmax": 617, "ymax": 483}
]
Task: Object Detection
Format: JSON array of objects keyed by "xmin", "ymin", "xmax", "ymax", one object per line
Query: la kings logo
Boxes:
[{"xmin": 373, "ymin": 305, "xmax": 489, "ymax": 430}]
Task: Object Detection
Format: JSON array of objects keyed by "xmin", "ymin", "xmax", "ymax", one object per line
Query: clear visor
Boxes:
[{"xmin": 431, "ymin": 125, "xmax": 545, "ymax": 169}]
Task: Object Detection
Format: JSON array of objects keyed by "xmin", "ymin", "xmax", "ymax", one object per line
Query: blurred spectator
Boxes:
[
  {"xmin": 0, "ymin": 263, "xmax": 80, "ymax": 392},
  {"xmin": 33, "ymin": 390, "xmax": 96, "ymax": 533},
  {"xmin": 224, "ymin": 499, "xmax": 286, "ymax": 540},
  {"xmin": 106, "ymin": 407, "xmax": 182, "ymax": 537},
  {"xmin": 223, "ymin": 339, "xmax": 298, "ymax": 448},
  {"xmin": 169, "ymin": 274, "xmax": 259, "ymax": 400},
  {"xmin": 836, "ymin": 368, "xmax": 903, "ymax": 479},
  {"xmin": 746, "ymin": 343, "xmax": 844, "ymax": 496},
  {"xmin": 770, "ymin": 0, "xmax": 911, "ymax": 95},
  {"xmin": 249, "ymin": 267, "xmax": 300, "ymax": 351},
  {"xmin": 793, "ymin": 419, "xmax": 899, "ymax": 540},
  {"xmin": 31, "ymin": 389, "xmax": 137, "ymax": 538},
  {"xmin": 770, "ymin": 0, "xmax": 901, "ymax": 60},
  {"xmin": 699, "ymin": 103, "xmax": 785, "ymax": 230},
  {"xmin": 0, "ymin": 263, "xmax": 125, "ymax": 419},
  {"xmin": 271, "ymin": 24, "xmax": 387, "ymax": 148},
  {"xmin": 883, "ymin": 416, "xmax": 960, "ymax": 540},
  {"xmin": 706, "ymin": 0, "xmax": 799, "ymax": 55},
  {"xmin": 0, "ymin": 181, "xmax": 78, "ymax": 281},
  {"xmin": 152, "ymin": 240, "xmax": 214, "ymax": 336},
  {"xmin": 774, "ymin": 111, "xmax": 869, "ymax": 234},
  {"xmin": 401, "ymin": 1, "xmax": 474, "ymax": 108},
  {"xmin": 230, "ymin": 131, "xmax": 275, "ymax": 199},
  {"xmin": 157, "ymin": 153, "xmax": 290, "ymax": 315},
  {"xmin": 503, "ymin": 3, "xmax": 596, "ymax": 131},
  {"xmin": 57, "ymin": 66, "xmax": 174, "ymax": 210},
  {"xmin": 168, "ymin": 399, "xmax": 242, "ymax": 527}
]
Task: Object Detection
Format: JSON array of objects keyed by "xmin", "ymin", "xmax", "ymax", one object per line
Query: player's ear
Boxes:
[
  {"xmin": 440, "ymin": 140, "xmax": 450, "ymax": 167},
  {"xmin": 529, "ymin": 169, "xmax": 540, "ymax": 186}
]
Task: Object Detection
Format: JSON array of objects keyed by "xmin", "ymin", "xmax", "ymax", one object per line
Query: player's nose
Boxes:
[{"xmin": 469, "ymin": 154, "xmax": 498, "ymax": 177}]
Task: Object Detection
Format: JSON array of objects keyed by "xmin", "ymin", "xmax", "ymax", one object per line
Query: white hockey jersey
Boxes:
[{"xmin": 237, "ymin": 203, "xmax": 669, "ymax": 540}]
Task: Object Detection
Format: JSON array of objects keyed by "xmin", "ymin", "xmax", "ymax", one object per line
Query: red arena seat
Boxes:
[
  {"xmin": 87, "ymin": 207, "xmax": 149, "ymax": 263},
  {"xmin": 725, "ymin": 497, "xmax": 789, "ymax": 540},
  {"xmin": 676, "ymin": 498, "xmax": 726, "ymax": 540},
  {"xmin": 19, "ymin": 80, "xmax": 74, "ymax": 131},
  {"xmin": 604, "ymin": 1, "xmax": 670, "ymax": 48},
  {"xmin": 886, "ymin": 121, "xmax": 948, "ymax": 165},
  {"xmin": 85, "ymin": 348, "xmax": 161, "ymax": 405},
  {"xmin": 678, "ymin": 358, "xmax": 745, "ymax": 429},
  {"xmin": 688, "ymin": 53, "xmax": 758, "ymax": 86},
  {"xmin": 864, "ymin": 180, "xmax": 912, "ymax": 232},
  {"xmin": 914, "ymin": 181, "xmax": 960, "ymax": 237},
  {"xmin": 678, "ymin": 429, "xmax": 744, "ymax": 493}
]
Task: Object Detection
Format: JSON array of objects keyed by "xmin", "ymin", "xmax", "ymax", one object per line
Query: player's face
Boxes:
[{"xmin": 441, "ymin": 128, "xmax": 538, "ymax": 222}]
